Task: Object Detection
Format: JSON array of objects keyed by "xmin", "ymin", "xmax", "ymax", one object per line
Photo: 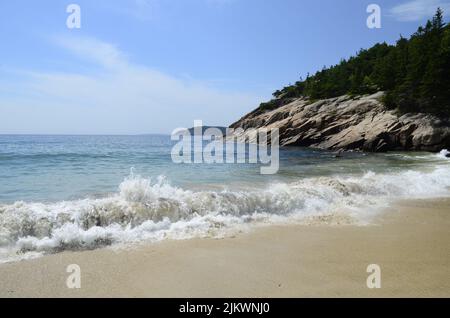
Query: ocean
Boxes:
[{"xmin": 0, "ymin": 134, "xmax": 449, "ymax": 262}]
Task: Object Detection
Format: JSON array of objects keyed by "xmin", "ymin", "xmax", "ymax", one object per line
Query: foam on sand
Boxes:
[{"xmin": 0, "ymin": 152, "xmax": 449, "ymax": 263}]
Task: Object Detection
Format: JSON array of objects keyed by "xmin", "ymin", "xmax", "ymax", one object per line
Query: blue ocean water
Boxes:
[
  {"xmin": 0, "ymin": 134, "xmax": 443, "ymax": 203},
  {"xmin": 0, "ymin": 135, "xmax": 449, "ymax": 262}
]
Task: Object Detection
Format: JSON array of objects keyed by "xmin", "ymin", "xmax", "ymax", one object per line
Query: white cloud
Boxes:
[
  {"xmin": 55, "ymin": 36, "xmax": 128, "ymax": 69},
  {"xmin": 389, "ymin": 0, "xmax": 450, "ymax": 21},
  {"xmin": 0, "ymin": 36, "xmax": 260, "ymax": 134}
]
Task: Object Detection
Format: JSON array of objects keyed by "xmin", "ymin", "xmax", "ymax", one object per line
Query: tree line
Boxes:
[{"xmin": 265, "ymin": 8, "xmax": 450, "ymax": 117}]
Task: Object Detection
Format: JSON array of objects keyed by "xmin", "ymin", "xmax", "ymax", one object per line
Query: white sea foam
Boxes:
[
  {"xmin": 0, "ymin": 154, "xmax": 449, "ymax": 263},
  {"xmin": 438, "ymin": 149, "xmax": 450, "ymax": 159}
]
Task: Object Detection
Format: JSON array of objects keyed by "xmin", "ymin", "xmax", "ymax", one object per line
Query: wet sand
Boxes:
[{"xmin": 0, "ymin": 198, "xmax": 449, "ymax": 297}]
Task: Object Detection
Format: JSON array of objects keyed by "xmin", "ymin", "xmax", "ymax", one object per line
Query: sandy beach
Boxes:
[{"xmin": 0, "ymin": 198, "xmax": 449, "ymax": 298}]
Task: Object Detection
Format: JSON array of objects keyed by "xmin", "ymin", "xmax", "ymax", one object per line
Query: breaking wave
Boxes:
[
  {"xmin": 438, "ymin": 149, "xmax": 450, "ymax": 159},
  {"xmin": 0, "ymin": 153, "xmax": 449, "ymax": 263}
]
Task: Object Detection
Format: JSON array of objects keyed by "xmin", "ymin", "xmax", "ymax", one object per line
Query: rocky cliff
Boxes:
[{"xmin": 230, "ymin": 92, "xmax": 450, "ymax": 152}]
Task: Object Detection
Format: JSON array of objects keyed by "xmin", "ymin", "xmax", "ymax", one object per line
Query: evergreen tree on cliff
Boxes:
[{"xmin": 264, "ymin": 9, "xmax": 450, "ymax": 117}]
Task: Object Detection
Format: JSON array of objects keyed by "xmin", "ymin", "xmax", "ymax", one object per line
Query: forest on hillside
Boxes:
[{"xmin": 264, "ymin": 9, "xmax": 450, "ymax": 117}]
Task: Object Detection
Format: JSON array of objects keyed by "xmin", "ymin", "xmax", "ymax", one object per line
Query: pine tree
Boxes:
[
  {"xmin": 261, "ymin": 9, "xmax": 449, "ymax": 117},
  {"xmin": 433, "ymin": 7, "xmax": 445, "ymax": 30}
]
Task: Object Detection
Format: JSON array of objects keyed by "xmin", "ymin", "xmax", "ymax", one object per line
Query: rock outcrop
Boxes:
[{"xmin": 230, "ymin": 92, "xmax": 450, "ymax": 152}]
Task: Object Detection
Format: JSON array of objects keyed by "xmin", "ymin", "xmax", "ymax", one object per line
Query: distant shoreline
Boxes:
[
  {"xmin": 2, "ymin": 132, "xmax": 448, "ymax": 154},
  {"xmin": 0, "ymin": 133, "xmax": 172, "ymax": 136}
]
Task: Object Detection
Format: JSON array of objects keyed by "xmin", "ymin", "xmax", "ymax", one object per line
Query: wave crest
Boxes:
[{"xmin": 1, "ymin": 160, "xmax": 450, "ymax": 262}]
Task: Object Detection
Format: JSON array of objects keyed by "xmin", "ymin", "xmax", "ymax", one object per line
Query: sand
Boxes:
[{"xmin": 0, "ymin": 198, "xmax": 449, "ymax": 298}]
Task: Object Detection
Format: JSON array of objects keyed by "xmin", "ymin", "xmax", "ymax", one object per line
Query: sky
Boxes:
[{"xmin": 0, "ymin": 0, "xmax": 449, "ymax": 134}]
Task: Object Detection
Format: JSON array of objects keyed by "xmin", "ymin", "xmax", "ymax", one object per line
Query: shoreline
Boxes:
[{"xmin": 0, "ymin": 197, "xmax": 449, "ymax": 297}]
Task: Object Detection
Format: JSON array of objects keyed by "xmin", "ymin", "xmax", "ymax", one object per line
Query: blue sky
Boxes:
[{"xmin": 0, "ymin": 0, "xmax": 449, "ymax": 134}]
